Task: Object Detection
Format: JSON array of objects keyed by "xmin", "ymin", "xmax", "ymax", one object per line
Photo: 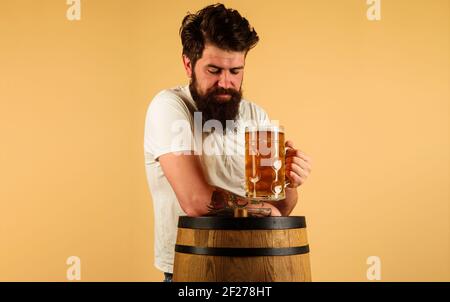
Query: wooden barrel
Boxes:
[{"xmin": 173, "ymin": 216, "xmax": 311, "ymax": 282}]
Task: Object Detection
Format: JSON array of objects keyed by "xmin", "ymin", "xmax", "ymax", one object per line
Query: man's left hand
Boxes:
[{"xmin": 285, "ymin": 140, "xmax": 312, "ymax": 189}]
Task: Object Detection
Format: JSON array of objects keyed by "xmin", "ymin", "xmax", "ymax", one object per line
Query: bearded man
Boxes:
[{"xmin": 144, "ymin": 3, "xmax": 312, "ymax": 281}]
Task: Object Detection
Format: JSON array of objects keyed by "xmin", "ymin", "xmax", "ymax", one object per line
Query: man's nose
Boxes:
[{"xmin": 218, "ymin": 71, "xmax": 232, "ymax": 89}]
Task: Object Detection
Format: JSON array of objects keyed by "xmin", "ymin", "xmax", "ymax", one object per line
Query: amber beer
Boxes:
[{"xmin": 245, "ymin": 125, "xmax": 286, "ymax": 201}]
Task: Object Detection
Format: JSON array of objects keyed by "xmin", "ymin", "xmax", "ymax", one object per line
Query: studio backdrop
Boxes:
[{"xmin": 0, "ymin": 0, "xmax": 448, "ymax": 281}]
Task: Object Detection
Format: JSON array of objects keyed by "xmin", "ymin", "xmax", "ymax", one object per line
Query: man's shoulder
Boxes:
[
  {"xmin": 240, "ymin": 98, "xmax": 265, "ymax": 110},
  {"xmin": 239, "ymin": 98, "xmax": 269, "ymax": 119},
  {"xmin": 151, "ymin": 85, "xmax": 190, "ymax": 104},
  {"xmin": 148, "ymin": 85, "xmax": 195, "ymax": 113}
]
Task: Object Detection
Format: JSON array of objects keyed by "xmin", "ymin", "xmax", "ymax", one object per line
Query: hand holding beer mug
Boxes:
[{"xmin": 245, "ymin": 125, "xmax": 288, "ymax": 202}]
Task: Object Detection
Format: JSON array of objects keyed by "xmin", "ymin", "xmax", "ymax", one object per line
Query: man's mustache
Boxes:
[{"xmin": 208, "ymin": 87, "xmax": 240, "ymax": 97}]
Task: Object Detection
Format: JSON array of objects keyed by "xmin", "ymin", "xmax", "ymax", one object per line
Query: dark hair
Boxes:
[{"xmin": 180, "ymin": 3, "xmax": 259, "ymax": 67}]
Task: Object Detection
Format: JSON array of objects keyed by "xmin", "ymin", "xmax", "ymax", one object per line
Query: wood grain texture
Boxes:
[
  {"xmin": 173, "ymin": 253, "xmax": 311, "ymax": 282},
  {"xmin": 176, "ymin": 228, "xmax": 309, "ymax": 248},
  {"xmin": 173, "ymin": 218, "xmax": 312, "ymax": 282}
]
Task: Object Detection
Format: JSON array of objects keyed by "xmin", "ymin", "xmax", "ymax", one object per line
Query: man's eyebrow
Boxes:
[{"xmin": 206, "ymin": 64, "xmax": 244, "ymax": 70}]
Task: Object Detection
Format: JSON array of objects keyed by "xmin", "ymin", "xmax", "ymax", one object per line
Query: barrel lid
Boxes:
[{"xmin": 178, "ymin": 216, "xmax": 306, "ymax": 230}]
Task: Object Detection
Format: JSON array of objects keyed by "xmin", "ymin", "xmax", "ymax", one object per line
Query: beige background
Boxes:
[{"xmin": 0, "ymin": 0, "xmax": 448, "ymax": 281}]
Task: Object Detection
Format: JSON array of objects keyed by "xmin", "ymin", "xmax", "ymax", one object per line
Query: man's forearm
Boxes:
[
  {"xmin": 267, "ymin": 187, "xmax": 298, "ymax": 216},
  {"xmin": 202, "ymin": 187, "xmax": 281, "ymax": 217},
  {"xmin": 205, "ymin": 186, "xmax": 243, "ymax": 216}
]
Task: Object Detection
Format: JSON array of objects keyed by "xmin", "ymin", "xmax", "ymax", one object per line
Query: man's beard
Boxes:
[{"xmin": 189, "ymin": 74, "xmax": 242, "ymax": 132}]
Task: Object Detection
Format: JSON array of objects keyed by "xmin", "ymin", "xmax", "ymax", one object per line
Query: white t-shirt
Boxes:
[{"xmin": 143, "ymin": 85, "xmax": 271, "ymax": 273}]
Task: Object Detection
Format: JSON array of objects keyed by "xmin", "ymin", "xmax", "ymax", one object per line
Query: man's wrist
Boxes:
[
  {"xmin": 284, "ymin": 178, "xmax": 296, "ymax": 189},
  {"xmin": 207, "ymin": 189, "xmax": 247, "ymax": 216},
  {"xmin": 286, "ymin": 184, "xmax": 298, "ymax": 191}
]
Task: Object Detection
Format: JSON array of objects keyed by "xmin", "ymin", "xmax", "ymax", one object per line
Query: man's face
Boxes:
[
  {"xmin": 184, "ymin": 44, "xmax": 246, "ymax": 130},
  {"xmin": 190, "ymin": 43, "xmax": 245, "ymax": 100}
]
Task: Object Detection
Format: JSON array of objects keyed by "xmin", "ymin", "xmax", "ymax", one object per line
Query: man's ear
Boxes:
[{"xmin": 182, "ymin": 55, "xmax": 193, "ymax": 78}]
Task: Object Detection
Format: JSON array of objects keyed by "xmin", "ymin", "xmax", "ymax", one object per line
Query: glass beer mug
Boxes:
[{"xmin": 245, "ymin": 125, "xmax": 288, "ymax": 201}]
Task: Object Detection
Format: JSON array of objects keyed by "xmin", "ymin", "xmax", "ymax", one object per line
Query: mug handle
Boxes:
[{"xmin": 284, "ymin": 146, "xmax": 292, "ymax": 188}]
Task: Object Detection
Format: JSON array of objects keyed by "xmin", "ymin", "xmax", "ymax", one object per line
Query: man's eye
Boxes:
[
  {"xmin": 230, "ymin": 69, "xmax": 241, "ymax": 75},
  {"xmin": 208, "ymin": 68, "xmax": 220, "ymax": 74}
]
